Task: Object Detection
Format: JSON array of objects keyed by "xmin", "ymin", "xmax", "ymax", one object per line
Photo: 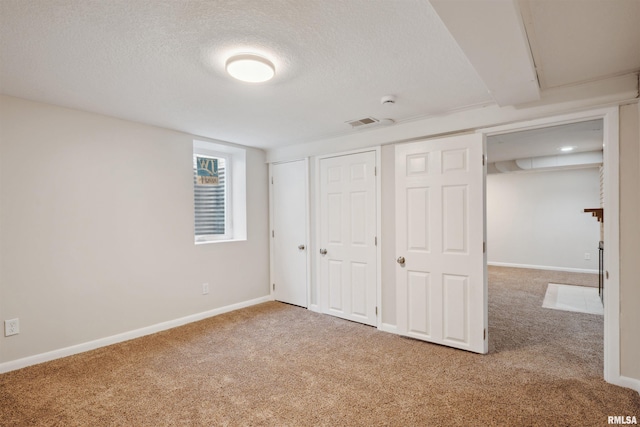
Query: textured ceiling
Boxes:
[
  {"xmin": 0, "ymin": 0, "xmax": 492, "ymax": 149},
  {"xmin": 0, "ymin": 1, "xmax": 638, "ymax": 151}
]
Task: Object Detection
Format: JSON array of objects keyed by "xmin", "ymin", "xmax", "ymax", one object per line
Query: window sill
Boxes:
[{"xmin": 195, "ymin": 238, "xmax": 247, "ymax": 245}]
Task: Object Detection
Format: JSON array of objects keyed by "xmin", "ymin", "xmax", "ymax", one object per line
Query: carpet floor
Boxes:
[{"xmin": 1, "ymin": 266, "xmax": 638, "ymax": 426}]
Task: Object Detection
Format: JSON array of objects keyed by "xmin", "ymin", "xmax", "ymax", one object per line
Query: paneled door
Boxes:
[
  {"xmin": 271, "ymin": 160, "xmax": 308, "ymax": 307},
  {"xmin": 319, "ymin": 151, "xmax": 377, "ymax": 326},
  {"xmin": 395, "ymin": 134, "xmax": 487, "ymax": 353}
]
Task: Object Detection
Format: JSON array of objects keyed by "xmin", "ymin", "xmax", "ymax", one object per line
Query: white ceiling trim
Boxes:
[{"xmin": 430, "ymin": 0, "xmax": 540, "ymax": 106}]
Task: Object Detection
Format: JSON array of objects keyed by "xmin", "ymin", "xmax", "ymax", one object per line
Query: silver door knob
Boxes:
[
  {"xmin": 298, "ymin": 244, "xmax": 305, "ymax": 250},
  {"xmin": 319, "ymin": 248, "xmax": 327, "ymax": 255},
  {"xmin": 397, "ymin": 256, "xmax": 405, "ymax": 265}
]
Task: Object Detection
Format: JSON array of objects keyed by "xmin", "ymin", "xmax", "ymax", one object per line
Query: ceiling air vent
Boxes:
[{"xmin": 345, "ymin": 117, "xmax": 379, "ymax": 128}]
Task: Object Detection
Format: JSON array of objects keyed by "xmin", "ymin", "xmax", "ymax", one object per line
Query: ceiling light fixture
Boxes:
[
  {"xmin": 381, "ymin": 95, "xmax": 397, "ymax": 105},
  {"xmin": 560, "ymin": 146, "xmax": 575, "ymax": 152},
  {"xmin": 225, "ymin": 54, "xmax": 275, "ymax": 83}
]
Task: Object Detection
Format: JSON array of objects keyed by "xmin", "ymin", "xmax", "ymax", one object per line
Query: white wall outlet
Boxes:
[
  {"xmin": 584, "ymin": 252, "xmax": 591, "ymax": 260},
  {"xmin": 202, "ymin": 283, "xmax": 209, "ymax": 295},
  {"xmin": 4, "ymin": 318, "xmax": 19, "ymax": 336}
]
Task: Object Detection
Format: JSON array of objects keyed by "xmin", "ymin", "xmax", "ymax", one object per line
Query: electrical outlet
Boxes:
[
  {"xmin": 4, "ymin": 318, "xmax": 19, "ymax": 336},
  {"xmin": 202, "ymin": 283, "xmax": 209, "ymax": 295},
  {"xmin": 584, "ymin": 252, "xmax": 591, "ymax": 260}
]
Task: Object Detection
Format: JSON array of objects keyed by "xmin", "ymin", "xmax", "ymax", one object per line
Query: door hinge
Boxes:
[
  {"xmin": 483, "ymin": 241, "xmax": 486, "ymax": 253},
  {"xmin": 375, "ymin": 236, "xmax": 377, "ymax": 246},
  {"xmin": 374, "ymin": 166, "xmax": 377, "ymax": 176},
  {"xmin": 482, "ymin": 155, "xmax": 486, "ymax": 166},
  {"xmin": 484, "ymin": 328, "xmax": 487, "ymax": 340},
  {"xmin": 272, "ymin": 230, "xmax": 275, "ymax": 238},
  {"xmin": 273, "ymin": 283, "xmax": 275, "ymax": 291},
  {"xmin": 375, "ymin": 306, "xmax": 378, "ymax": 316},
  {"xmin": 271, "ymin": 177, "xmax": 273, "ymax": 184}
]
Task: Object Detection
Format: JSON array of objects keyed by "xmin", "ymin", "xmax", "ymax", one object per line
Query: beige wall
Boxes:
[
  {"xmin": 0, "ymin": 96, "xmax": 270, "ymax": 363},
  {"xmin": 619, "ymin": 102, "xmax": 640, "ymax": 381},
  {"xmin": 487, "ymin": 168, "xmax": 601, "ymax": 272}
]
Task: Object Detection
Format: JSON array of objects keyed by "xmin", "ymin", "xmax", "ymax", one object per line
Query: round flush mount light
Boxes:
[
  {"xmin": 225, "ymin": 54, "xmax": 275, "ymax": 83},
  {"xmin": 559, "ymin": 146, "xmax": 576, "ymax": 152}
]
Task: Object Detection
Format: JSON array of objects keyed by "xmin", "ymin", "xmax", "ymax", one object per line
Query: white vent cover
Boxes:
[{"xmin": 345, "ymin": 117, "xmax": 379, "ymax": 128}]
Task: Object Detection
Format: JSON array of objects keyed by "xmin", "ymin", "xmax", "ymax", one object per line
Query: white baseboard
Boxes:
[
  {"xmin": 615, "ymin": 375, "xmax": 640, "ymax": 395},
  {"xmin": 0, "ymin": 295, "xmax": 272, "ymax": 374},
  {"xmin": 488, "ymin": 262, "xmax": 598, "ymax": 274},
  {"xmin": 379, "ymin": 323, "xmax": 398, "ymax": 334},
  {"xmin": 308, "ymin": 304, "xmax": 321, "ymax": 313}
]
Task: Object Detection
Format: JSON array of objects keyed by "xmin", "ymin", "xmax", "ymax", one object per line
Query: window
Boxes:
[
  {"xmin": 194, "ymin": 154, "xmax": 230, "ymax": 240},
  {"xmin": 193, "ymin": 140, "xmax": 247, "ymax": 244}
]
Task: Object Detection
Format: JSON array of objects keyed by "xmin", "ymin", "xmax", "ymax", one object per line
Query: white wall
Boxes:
[
  {"xmin": 380, "ymin": 145, "xmax": 396, "ymax": 328},
  {"xmin": 487, "ymin": 168, "xmax": 601, "ymax": 272},
  {"xmin": 0, "ymin": 95, "xmax": 270, "ymax": 364}
]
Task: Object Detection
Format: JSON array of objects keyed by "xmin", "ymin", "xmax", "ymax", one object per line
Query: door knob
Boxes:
[
  {"xmin": 298, "ymin": 244, "xmax": 305, "ymax": 250},
  {"xmin": 320, "ymin": 248, "xmax": 327, "ymax": 255},
  {"xmin": 397, "ymin": 256, "xmax": 405, "ymax": 265}
]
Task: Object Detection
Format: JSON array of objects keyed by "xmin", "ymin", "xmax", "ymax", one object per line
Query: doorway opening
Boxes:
[
  {"xmin": 479, "ymin": 107, "xmax": 619, "ymax": 384},
  {"xmin": 485, "ymin": 119, "xmax": 603, "ymax": 275}
]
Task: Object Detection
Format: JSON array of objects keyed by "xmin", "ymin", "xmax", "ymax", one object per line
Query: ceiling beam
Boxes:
[{"xmin": 430, "ymin": 0, "xmax": 540, "ymax": 106}]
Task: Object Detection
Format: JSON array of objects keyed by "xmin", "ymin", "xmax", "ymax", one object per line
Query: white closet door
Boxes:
[
  {"xmin": 319, "ymin": 151, "xmax": 377, "ymax": 326},
  {"xmin": 272, "ymin": 160, "xmax": 308, "ymax": 307},
  {"xmin": 395, "ymin": 134, "xmax": 487, "ymax": 353}
]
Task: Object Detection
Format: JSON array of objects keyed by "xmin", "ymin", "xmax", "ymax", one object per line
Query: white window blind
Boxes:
[{"xmin": 193, "ymin": 156, "xmax": 227, "ymax": 238}]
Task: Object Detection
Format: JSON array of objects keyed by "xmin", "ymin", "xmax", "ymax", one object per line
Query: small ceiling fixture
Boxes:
[
  {"xmin": 225, "ymin": 54, "xmax": 275, "ymax": 83},
  {"xmin": 381, "ymin": 95, "xmax": 397, "ymax": 105},
  {"xmin": 560, "ymin": 146, "xmax": 575, "ymax": 152}
]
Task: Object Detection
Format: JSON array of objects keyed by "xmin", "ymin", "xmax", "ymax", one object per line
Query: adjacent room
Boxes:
[
  {"xmin": 487, "ymin": 120, "xmax": 604, "ymax": 314},
  {"xmin": 483, "ymin": 121, "xmax": 609, "ymax": 419},
  {"xmin": 1, "ymin": 0, "xmax": 639, "ymax": 425}
]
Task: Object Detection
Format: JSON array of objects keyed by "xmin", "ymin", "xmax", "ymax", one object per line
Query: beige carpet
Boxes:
[{"xmin": 1, "ymin": 266, "xmax": 638, "ymax": 426}]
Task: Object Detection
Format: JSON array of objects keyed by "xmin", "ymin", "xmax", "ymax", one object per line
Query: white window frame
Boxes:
[
  {"xmin": 193, "ymin": 150, "xmax": 232, "ymax": 243},
  {"xmin": 193, "ymin": 139, "xmax": 247, "ymax": 245}
]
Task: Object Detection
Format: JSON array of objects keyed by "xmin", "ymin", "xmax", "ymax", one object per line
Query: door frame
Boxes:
[
  {"xmin": 477, "ymin": 106, "xmax": 620, "ymax": 385},
  {"xmin": 313, "ymin": 147, "xmax": 382, "ymax": 327},
  {"xmin": 269, "ymin": 158, "xmax": 311, "ymax": 308}
]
